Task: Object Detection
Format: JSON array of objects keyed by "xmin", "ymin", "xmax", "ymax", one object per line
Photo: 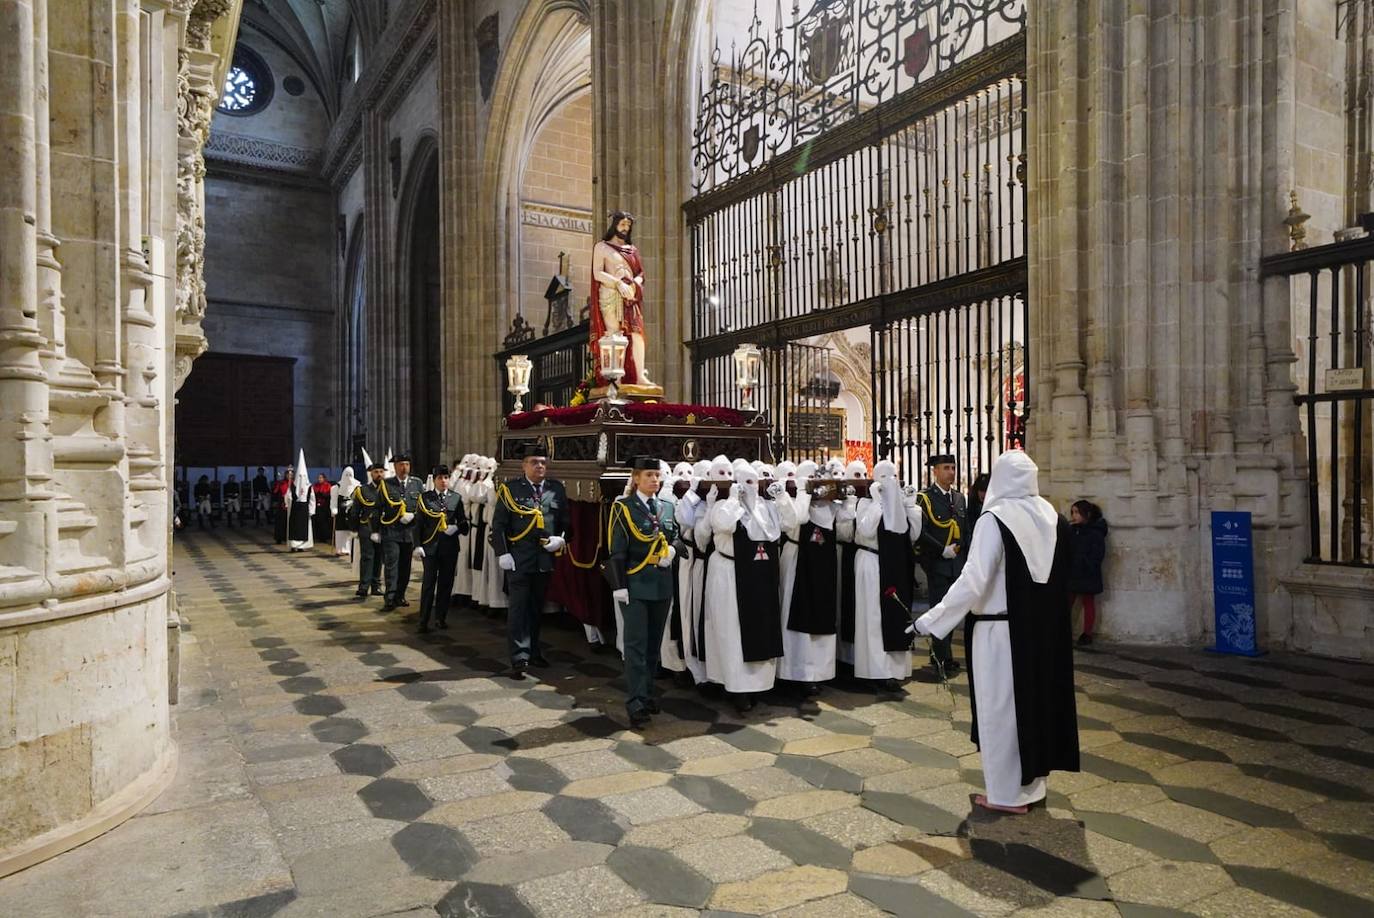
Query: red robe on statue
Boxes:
[{"xmin": 589, "ymin": 242, "xmax": 644, "ymax": 385}]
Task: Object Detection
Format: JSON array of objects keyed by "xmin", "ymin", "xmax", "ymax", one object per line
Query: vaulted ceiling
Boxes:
[{"xmin": 239, "ymin": 0, "xmax": 385, "ymax": 119}]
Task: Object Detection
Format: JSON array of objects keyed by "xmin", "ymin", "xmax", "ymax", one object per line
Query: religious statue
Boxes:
[{"xmin": 590, "ymin": 210, "xmax": 654, "ymax": 387}]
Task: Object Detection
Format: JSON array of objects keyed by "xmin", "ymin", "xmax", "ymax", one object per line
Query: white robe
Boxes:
[
  {"xmin": 657, "ymin": 491, "xmax": 686, "ymax": 672},
  {"xmin": 453, "ymin": 481, "xmax": 473, "ymax": 599},
  {"xmin": 330, "ymin": 485, "xmax": 353, "ymax": 555},
  {"xmin": 915, "ymin": 520, "xmax": 1046, "ymax": 808},
  {"xmin": 675, "ymin": 491, "xmax": 708, "ymax": 683},
  {"xmin": 702, "ymin": 495, "xmax": 778, "ymax": 693},
  {"xmin": 838, "ymin": 496, "xmax": 917, "ymax": 680},
  {"xmin": 776, "ymin": 492, "xmax": 837, "ymax": 683},
  {"xmin": 480, "ymin": 481, "xmax": 508, "ymax": 609}
]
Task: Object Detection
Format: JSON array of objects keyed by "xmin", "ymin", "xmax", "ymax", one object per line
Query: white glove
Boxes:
[
  {"xmin": 498, "ymin": 553, "xmax": 516, "ymax": 571},
  {"xmin": 613, "ymin": 588, "xmax": 629, "ymax": 604},
  {"xmin": 869, "ymin": 481, "xmax": 883, "ymax": 498},
  {"xmin": 331, "ymin": 509, "xmax": 337, "ymax": 517},
  {"xmin": 444, "ymin": 525, "xmax": 459, "ymax": 536},
  {"xmin": 766, "ymin": 481, "xmax": 784, "ymax": 499},
  {"xmin": 843, "ymin": 495, "xmax": 859, "ymax": 511},
  {"xmin": 414, "ymin": 546, "xmax": 426, "ymax": 560},
  {"xmin": 657, "ymin": 545, "xmax": 676, "ymax": 568},
  {"xmin": 370, "ymin": 532, "xmax": 381, "ymax": 544},
  {"xmin": 544, "ymin": 535, "xmax": 566, "ymax": 553},
  {"xmin": 942, "ymin": 544, "xmax": 958, "ymax": 560},
  {"xmin": 401, "ymin": 512, "xmax": 415, "ymax": 524},
  {"xmin": 706, "ymin": 485, "xmax": 720, "ymax": 505},
  {"xmin": 902, "ymin": 485, "xmax": 918, "ymax": 506}
]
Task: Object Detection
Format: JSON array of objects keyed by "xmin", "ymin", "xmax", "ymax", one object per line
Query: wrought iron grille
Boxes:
[
  {"xmin": 871, "ymin": 294, "xmax": 1025, "ymax": 480},
  {"xmin": 694, "ymin": 342, "xmax": 843, "ymax": 462},
  {"xmin": 687, "ymin": 26, "xmax": 1026, "ymax": 475},
  {"xmin": 1262, "ymin": 239, "xmax": 1374, "ymax": 567},
  {"xmin": 692, "ymin": 0, "xmax": 1027, "ymax": 192},
  {"xmin": 492, "ymin": 321, "xmax": 593, "ymax": 416}
]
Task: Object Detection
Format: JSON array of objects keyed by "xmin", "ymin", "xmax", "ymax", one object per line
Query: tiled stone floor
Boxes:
[{"xmin": 3, "ymin": 528, "xmax": 1373, "ymax": 917}]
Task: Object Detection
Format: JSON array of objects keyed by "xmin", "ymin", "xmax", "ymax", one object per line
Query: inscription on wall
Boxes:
[{"xmin": 521, "ymin": 201, "xmax": 594, "ymax": 234}]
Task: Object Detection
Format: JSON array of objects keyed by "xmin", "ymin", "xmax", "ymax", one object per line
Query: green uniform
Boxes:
[
  {"xmin": 351, "ymin": 480, "xmax": 384, "ymax": 595},
  {"xmin": 608, "ymin": 492, "xmax": 679, "ymax": 718}
]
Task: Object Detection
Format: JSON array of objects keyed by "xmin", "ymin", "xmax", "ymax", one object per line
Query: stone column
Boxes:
[
  {"xmin": 1025, "ymin": 1, "xmax": 1307, "ymax": 644},
  {"xmin": 439, "ymin": 0, "xmax": 493, "ymax": 451},
  {"xmin": 589, "ymin": 0, "xmax": 694, "ymax": 399},
  {"xmin": 0, "ymin": 0, "xmax": 54, "ymax": 599}
]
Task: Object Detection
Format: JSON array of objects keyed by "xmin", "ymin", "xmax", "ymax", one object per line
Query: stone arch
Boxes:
[
  {"xmin": 395, "ymin": 134, "xmax": 442, "ymax": 465},
  {"xmin": 483, "ymin": 5, "xmax": 592, "ymax": 339},
  {"xmin": 449, "ymin": 1, "xmax": 592, "ymax": 446},
  {"xmin": 341, "ymin": 217, "xmax": 368, "ymax": 462}
]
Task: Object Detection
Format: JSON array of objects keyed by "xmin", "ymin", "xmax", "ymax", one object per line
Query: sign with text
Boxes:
[
  {"xmin": 1209, "ymin": 510, "xmax": 1263, "ymax": 657},
  {"xmin": 1325, "ymin": 367, "xmax": 1366, "ymax": 391}
]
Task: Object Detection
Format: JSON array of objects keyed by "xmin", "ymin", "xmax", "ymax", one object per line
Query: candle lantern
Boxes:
[
  {"xmin": 733, "ymin": 343, "xmax": 763, "ymax": 411},
  {"xmin": 505, "ymin": 354, "xmax": 532, "ymax": 413},
  {"xmin": 597, "ymin": 332, "xmax": 629, "ymax": 402}
]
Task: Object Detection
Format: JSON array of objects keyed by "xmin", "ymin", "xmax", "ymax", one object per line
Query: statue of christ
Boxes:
[{"xmin": 590, "ymin": 210, "xmax": 654, "ymax": 386}]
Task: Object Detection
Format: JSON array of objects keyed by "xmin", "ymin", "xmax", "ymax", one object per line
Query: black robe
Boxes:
[
  {"xmin": 694, "ymin": 535, "xmax": 714, "ymax": 662},
  {"xmin": 838, "ymin": 541, "xmax": 859, "ymax": 642},
  {"xmin": 732, "ymin": 522, "xmax": 784, "ymax": 662},
  {"xmin": 875, "ymin": 524, "xmax": 917, "ymax": 652},
  {"xmin": 788, "ymin": 522, "xmax": 838, "ymax": 634},
  {"xmin": 288, "ymin": 494, "xmax": 312, "ymax": 542},
  {"xmin": 966, "ymin": 517, "xmax": 1080, "ymax": 784}
]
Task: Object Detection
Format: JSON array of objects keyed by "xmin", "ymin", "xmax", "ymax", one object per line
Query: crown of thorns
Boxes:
[{"xmin": 606, "ymin": 211, "xmax": 636, "ymax": 221}]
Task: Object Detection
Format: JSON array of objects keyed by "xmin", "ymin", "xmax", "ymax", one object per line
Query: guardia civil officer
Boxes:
[
  {"xmin": 377, "ymin": 452, "xmax": 424, "ymax": 611},
  {"xmin": 352, "ymin": 462, "xmax": 386, "ymax": 599},
  {"xmin": 490, "ymin": 444, "xmax": 567, "ymax": 678},
  {"xmin": 607, "ymin": 457, "xmax": 680, "ymax": 727},
  {"xmin": 915, "ymin": 454, "xmax": 966, "ymax": 675},
  {"xmin": 415, "ymin": 465, "xmax": 469, "ymax": 633}
]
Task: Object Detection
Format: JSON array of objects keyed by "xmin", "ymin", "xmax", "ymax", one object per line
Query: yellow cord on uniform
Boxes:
[
  {"xmin": 916, "ymin": 492, "xmax": 961, "ymax": 545},
  {"xmin": 607, "ymin": 499, "xmax": 669, "ymax": 574},
  {"xmin": 497, "ymin": 482, "xmax": 543, "ymax": 542}
]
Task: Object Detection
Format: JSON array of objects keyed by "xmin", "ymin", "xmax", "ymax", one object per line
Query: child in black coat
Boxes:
[{"xmin": 1068, "ymin": 500, "xmax": 1108, "ymax": 646}]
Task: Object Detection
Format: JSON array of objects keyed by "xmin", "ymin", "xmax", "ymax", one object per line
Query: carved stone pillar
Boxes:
[
  {"xmin": 589, "ymin": 0, "xmax": 694, "ymax": 399},
  {"xmin": 1026, "ymin": 1, "xmax": 1306, "ymax": 645}
]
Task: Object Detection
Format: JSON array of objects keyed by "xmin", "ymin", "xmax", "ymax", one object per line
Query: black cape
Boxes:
[
  {"xmin": 966, "ymin": 517, "xmax": 1080, "ymax": 785},
  {"xmin": 838, "ymin": 541, "xmax": 859, "ymax": 642},
  {"xmin": 693, "ymin": 534, "xmax": 714, "ymax": 662},
  {"xmin": 875, "ymin": 523, "xmax": 917, "ymax": 652},
  {"xmin": 788, "ymin": 522, "xmax": 838, "ymax": 634},
  {"xmin": 288, "ymin": 495, "xmax": 312, "ymax": 542},
  {"xmin": 732, "ymin": 523, "xmax": 784, "ymax": 662}
]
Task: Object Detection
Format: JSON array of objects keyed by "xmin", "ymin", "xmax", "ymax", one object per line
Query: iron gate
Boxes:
[
  {"xmin": 686, "ymin": 2, "xmax": 1027, "ymax": 482},
  {"xmin": 1262, "ymin": 235, "xmax": 1374, "ymax": 567}
]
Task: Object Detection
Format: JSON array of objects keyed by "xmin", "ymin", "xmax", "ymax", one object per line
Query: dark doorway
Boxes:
[
  {"xmin": 176, "ymin": 353, "xmax": 295, "ymax": 466},
  {"xmin": 406, "ymin": 154, "xmax": 442, "ymax": 469}
]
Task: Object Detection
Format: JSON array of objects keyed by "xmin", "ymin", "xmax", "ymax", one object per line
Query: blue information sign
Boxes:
[{"xmin": 1209, "ymin": 511, "xmax": 1263, "ymax": 657}]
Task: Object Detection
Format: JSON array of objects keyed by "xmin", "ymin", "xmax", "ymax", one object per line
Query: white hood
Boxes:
[
  {"xmin": 337, "ymin": 467, "xmax": 357, "ymax": 494},
  {"xmin": 982, "ymin": 450, "xmax": 1059, "ymax": 582},
  {"xmin": 733, "ymin": 459, "xmax": 779, "ymax": 542},
  {"xmin": 293, "ymin": 450, "xmax": 310, "ymax": 500},
  {"xmin": 872, "ymin": 459, "xmax": 906, "ymax": 534}
]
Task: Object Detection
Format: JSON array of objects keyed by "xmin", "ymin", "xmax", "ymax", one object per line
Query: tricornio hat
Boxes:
[
  {"xmin": 367, "ymin": 462, "xmax": 385, "ymax": 472},
  {"xmin": 518, "ymin": 442, "xmax": 548, "ymax": 459},
  {"xmin": 392, "ymin": 452, "xmax": 412, "ymax": 463},
  {"xmin": 926, "ymin": 454, "xmax": 956, "ymax": 467},
  {"xmin": 431, "ymin": 465, "xmax": 450, "ymax": 478},
  {"xmin": 630, "ymin": 456, "xmax": 661, "ymax": 471}
]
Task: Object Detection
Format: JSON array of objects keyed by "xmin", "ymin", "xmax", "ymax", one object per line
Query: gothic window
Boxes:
[{"xmin": 217, "ymin": 46, "xmax": 273, "ymax": 116}]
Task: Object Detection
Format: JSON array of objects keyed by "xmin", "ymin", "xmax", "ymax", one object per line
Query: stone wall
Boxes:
[
  {"xmin": 0, "ymin": 0, "xmax": 242, "ymax": 878},
  {"xmin": 518, "ymin": 92, "xmax": 594, "ymax": 331}
]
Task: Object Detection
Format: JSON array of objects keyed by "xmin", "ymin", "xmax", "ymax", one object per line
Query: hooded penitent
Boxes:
[
  {"xmin": 294, "ymin": 450, "xmax": 310, "ymax": 501},
  {"xmin": 980, "ymin": 450, "xmax": 1059, "ymax": 583},
  {"xmin": 872, "ymin": 460, "xmax": 907, "ymax": 534},
  {"xmin": 337, "ymin": 467, "xmax": 357, "ymax": 495}
]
